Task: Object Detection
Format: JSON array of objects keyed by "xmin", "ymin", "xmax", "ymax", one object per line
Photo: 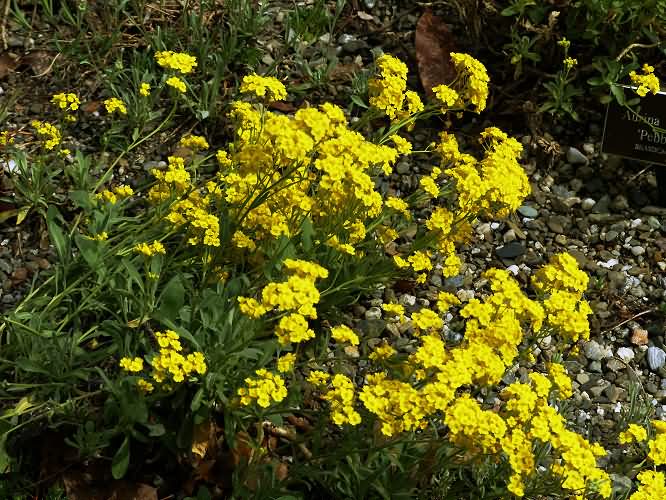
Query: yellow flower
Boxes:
[
  {"xmin": 31, "ymin": 120, "xmax": 61, "ymax": 150},
  {"xmin": 307, "ymin": 370, "xmax": 330, "ymax": 386},
  {"xmin": 238, "ymin": 369, "xmax": 288, "ymax": 408},
  {"xmin": 139, "ymin": 82, "xmax": 151, "ymax": 96},
  {"xmin": 51, "ymin": 92, "xmax": 80, "ymax": 111},
  {"xmin": 277, "ymin": 353, "xmax": 296, "ymax": 373},
  {"xmin": 630, "ymin": 64, "xmax": 660, "ymax": 97},
  {"xmin": 155, "ymin": 50, "xmax": 197, "ymax": 74},
  {"xmin": 137, "ymin": 379, "xmax": 154, "ymax": 393},
  {"xmin": 104, "ymin": 97, "xmax": 127, "ymax": 115},
  {"xmin": 619, "ymin": 424, "xmax": 647, "ymax": 444},
  {"xmin": 178, "ymin": 134, "xmax": 209, "ymax": 151},
  {"xmin": 134, "ymin": 240, "xmax": 166, "ymax": 256},
  {"xmin": 240, "ymin": 74, "xmax": 287, "ymax": 101},
  {"xmin": 330, "ymin": 325, "xmax": 360, "ymax": 345},
  {"xmin": 563, "ymin": 57, "xmax": 577, "ymax": 69},
  {"xmin": 119, "ymin": 356, "xmax": 143, "ymax": 372},
  {"xmin": 166, "ymin": 76, "xmax": 187, "ymax": 93}
]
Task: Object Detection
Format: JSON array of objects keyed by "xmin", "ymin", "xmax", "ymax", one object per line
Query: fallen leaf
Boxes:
[
  {"xmin": 267, "ymin": 101, "xmax": 296, "ymax": 113},
  {"xmin": 415, "ymin": 9, "xmax": 458, "ymax": 99},
  {"xmin": 83, "ymin": 100, "xmax": 102, "ymax": 113},
  {"xmin": 0, "ymin": 52, "xmax": 18, "ymax": 79},
  {"xmin": 63, "ymin": 471, "xmax": 158, "ymax": 500},
  {"xmin": 191, "ymin": 419, "xmax": 217, "ymax": 459},
  {"xmin": 18, "ymin": 50, "xmax": 54, "ymax": 76},
  {"xmin": 0, "ymin": 208, "xmax": 17, "ymax": 223},
  {"xmin": 357, "ymin": 11, "xmax": 374, "ymax": 21}
]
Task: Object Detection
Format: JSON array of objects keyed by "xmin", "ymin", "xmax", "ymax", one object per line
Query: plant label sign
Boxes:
[{"xmin": 602, "ymin": 86, "xmax": 666, "ymax": 166}]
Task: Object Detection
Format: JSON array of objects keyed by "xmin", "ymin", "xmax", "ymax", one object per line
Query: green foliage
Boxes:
[{"xmin": 495, "ymin": 0, "xmax": 666, "ymax": 120}]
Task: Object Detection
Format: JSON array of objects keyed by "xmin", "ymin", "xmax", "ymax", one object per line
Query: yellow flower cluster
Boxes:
[
  {"xmin": 139, "ymin": 82, "xmax": 151, "ymax": 96},
  {"xmin": 436, "ymin": 126, "xmax": 530, "ymax": 220},
  {"xmin": 368, "ymin": 54, "xmax": 424, "ymax": 122},
  {"xmin": 238, "ymin": 368, "xmax": 288, "ymax": 408},
  {"xmin": 51, "ymin": 92, "xmax": 80, "ymax": 113},
  {"xmin": 619, "ymin": 423, "xmax": 648, "ymax": 444},
  {"xmin": 449, "ymin": 52, "xmax": 490, "ymax": 112},
  {"xmin": 630, "ymin": 470, "xmax": 666, "ymax": 500},
  {"xmin": 238, "ymin": 259, "xmax": 328, "ymax": 345},
  {"xmin": 166, "ymin": 76, "xmax": 187, "ymax": 93},
  {"xmin": 648, "ymin": 420, "xmax": 666, "ymax": 464},
  {"xmin": 152, "ymin": 330, "xmax": 206, "ymax": 383},
  {"xmin": 118, "ymin": 331, "xmax": 204, "ymax": 392},
  {"xmin": 563, "ymin": 57, "xmax": 577, "ymax": 69},
  {"xmin": 212, "ymin": 98, "xmax": 399, "ymax": 255},
  {"xmin": 149, "ymin": 155, "xmax": 191, "ymax": 201},
  {"xmin": 432, "ymin": 84, "xmax": 459, "ymax": 111},
  {"xmin": 533, "ymin": 253, "xmax": 592, "ymax": 341},
  {"xmin": 31, "ymin": 120, "xmax": 61, "ymax": 150},
  {"xmin": 240, "ymin": 74, "xmax": 287, "ymax": 102},
  {"xmin": 178, "ymin": 134, "xmax": 209, "ymax": 151},
  {"xmin": 104, "ymin": 97, "xmax": 127, "ymax": 115},
  {"xmin": 322, "ymin": 374, "xmax": 361, "ymax": 426},
  {"xmin": 630, "ymin": 64, "xmax": 660, "ymax": 97},
  {"xmin": 155, "ymin": 50, "xmax": 198, "ymax": 74},
  {"xmin": 0, "ymin": 130, "xmax": 13, "ymax": 146},
  {"xmin": 330, "ymin": 325, "xmax": 360, "ymax": 345},
  {"xmin": 119, "ymin": 356, "xmax": 143, "ymax": 372},
  {"xmin": 277, "ymin": 353, "xmax": 296, "ymax": 373},
  {"xmin": 134, "ymin": 240, "xmax": 166, "ymax": 256},
  {"xmin": 96, "ymin": 184, "xmax": 134, "ymax": 204}
]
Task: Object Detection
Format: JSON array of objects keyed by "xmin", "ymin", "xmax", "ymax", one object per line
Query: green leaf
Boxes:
[
  {"xmin": 75, "ymin": 234, "xmax": 101, "ymax": 268},
  {"xmin": 0, "ymin": 433, "xmax": 10, "ymax": 473},
  {"xmin": 300, "ymin": 216, "xmax": 313, "ymax": 252},
  {"xmin": 111, "ymin": 436, "xmax": 130, "ymax": 479},
  {"xmin": 46, "ymin": 206, "xmax": 69, "ymax": 264},
  {"xmin": 350, "ymin": 94, "xmax": 368, "ymax": 109},
  {"xmin": 69, "ymin": 190, "xmax": 94, "ymax": 210},
  {"xmin": 16, "ymin": 206, "xmax": 30, "ymax": 225},
  {"xmin": 158, "ymin": 276, "xmax": 185, "ymax": 322},
  {"xmin": 610, "ymin": 85, "xmax": 626, "ymax": 106},
  {"xmin": 145, "ymin": 423, "xmax": 166, "ymax": 437}
]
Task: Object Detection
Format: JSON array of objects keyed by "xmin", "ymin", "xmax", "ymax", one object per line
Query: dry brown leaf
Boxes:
[
  {"xmin": 267, "ymin": 101, "xmax": 296, "ymax": 113},
  {"xmin": 63, "ymin": 472, "xmax": 157, "ymax": 500},
  {"xmin": 191, "ymin": 419, "xmax": 218, "ymax": 459},
  {"xmin": 415, "ymin": 9, "xmax": 458, "ymax": 99},
  {"xmin": 83, "ymin": 100, "xmax": 102, "ymax": 113},
  {"xmin": 0, "ymin": 52, "xmax": 18, "ymax": 79},
  {"xmin": 19, "ymin": 50, "xmax": 54, "ymax": 76}
]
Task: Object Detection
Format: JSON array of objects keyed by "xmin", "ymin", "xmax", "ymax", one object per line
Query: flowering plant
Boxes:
[{"xmin": 0, "ymin": 49, "xmax": 659, "ymax": 499}]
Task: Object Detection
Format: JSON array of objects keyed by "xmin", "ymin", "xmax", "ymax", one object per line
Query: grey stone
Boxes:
[
  {"xmin": 518, "ymin": 205, "xmax": 539, "ymax": 218},
  {"xmin": 605, "ymin": 358, "xmax": 626, "ymax": 373},
  {"xmin": 604, "ymin": 385, "xmax": 627, "ymax": 403},
  {"xmin": 398, "ymin": 294, "xmax": 416, "ymax": 307},
  {"xmin": 584, "ymin": 340, "xmax": 611, "ymax": 361},
  {"xmin": 588, "ymin": 361, "xmax": 602, "ymax": 373},
  {"xmin": 364, "ymin": 307, "xmax": 382, "ymax": 320},
  {"xmin": 503, "ymin": 229, "xmax": 516, "ymax": 243},
  {"xmin": 581, "ymin": 198, "xmax": 596, "ymax": 211},
  {"xmin": 496, "ymin": 241, "xmax": 525, "ymax": 259},
  {"xmin": 567, "ymin": 146, "xmax": 588, "ymax": 165},
  {"xmin": 604, "ymin": 231, "xmax": 618, "ymax": 242},
  {"xmin": 616, "ymin": 347, "xmax": 635, "ymax": 363},
  {"xmin": 648, "ymin": 346, "xmax": 666, "ymax": 371},
  {"xmin": 395, "ymin": 161, "xmax": 410, "ymax": 174},
  {"xmin": 631, "ymin": 246, "xmax": 645, "ymax": 256}
]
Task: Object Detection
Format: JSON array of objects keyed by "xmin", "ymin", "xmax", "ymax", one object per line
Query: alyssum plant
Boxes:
[{"xmin": 1, "ymin": 49, "xmax": 665, "ymax": 499}]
